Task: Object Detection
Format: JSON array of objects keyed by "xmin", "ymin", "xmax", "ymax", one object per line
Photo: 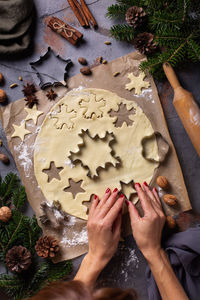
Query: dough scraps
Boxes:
[
  {"xmin": 11, "ymin": 122, "xmax": 31, "ymax": 141},
  {"xmin": 25, "ymin": 105, "xmax": 43, "ymax": 125},
  {"xmin": 125, "ymin": 72, "xmax": 150, "ymax": 95},
  {"xmin": 34, "ymin": 88, "xmax": 159, "ymax": 220}
]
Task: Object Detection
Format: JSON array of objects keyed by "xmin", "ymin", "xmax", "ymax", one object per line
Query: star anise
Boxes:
[
  {"xmin": 46, "ymin": 89, "xmax": 57, "ymax": 101},
  {"xmin": 22, "ymin": 83, "xmax": 36, "ymax": 97},
  {"xmin": 25, "ymin": 95, "xmax": 39, "ymax": 108}
]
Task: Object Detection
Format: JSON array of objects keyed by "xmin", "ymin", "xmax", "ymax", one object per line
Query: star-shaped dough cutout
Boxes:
[
  {"xmin": 52, "ymin": 105, "xmax": 77, "ymax": 129},
  {"xmin": 125, "ymin": 72, "xmax": 150, "ymax": 95},
  {"xmin": 11, "ymin": 122, "xmax": 31, "ymax": 141},
  {"xmin": 80, "ymin": 94, "xmax": 105, "ymax": 118},
  {"xmin": 25, "ymin": 105, "xmax": 43, "ymax": 125}
]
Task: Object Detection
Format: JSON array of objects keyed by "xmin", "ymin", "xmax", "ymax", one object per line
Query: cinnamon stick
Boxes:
[
  {"xmin": 48, "ymin": 17, "xmax": 83, "ymax": 46},
  {"xmin": 80, "ymin": 0, "xmax": 97, "ymax": 28},
  {"xmin": 67, "ymin": 0, "xmax": 89, "ymax": 27}
]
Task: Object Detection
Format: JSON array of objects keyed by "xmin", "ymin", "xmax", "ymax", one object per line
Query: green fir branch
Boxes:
[
  {"xmin": 106, "ymin": 4, "xmax": 127, "ymax": 19},
  {"xmin": 110, "ymin": 24, "xmax": 135, "ymax": 42},
  {"xmin": 0, "ymin": 173, "xmax": 20, "ymax": 206}
]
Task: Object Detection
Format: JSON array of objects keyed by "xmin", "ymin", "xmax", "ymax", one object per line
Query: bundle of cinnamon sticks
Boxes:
[{"xmin": 67, "ymin": 0, "xmax": 97, "ymax": 28}]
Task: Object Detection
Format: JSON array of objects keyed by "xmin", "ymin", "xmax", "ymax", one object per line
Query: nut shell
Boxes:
[
  {"xmin": 0, "ymin": 206, "xmax": 12, "ymax": 222},
  {"xmin": 166, "ymin": 216, "xmax": 176, "ymax": 229},
  {"xmin": 156, "ymin": 176, "xmax": 168, "ymax": 189},
  {"xmin": 78, "ymin": 57, "xmax": 87, "ymax": 65},
  {"xmin": 80, "ymin": 66, "xmax": 91, "ymax": 75},
  {"xmin": 0, "ymin": 153, "xmax": 10, "ymax": 164},
  {"xmin": 163, "ymin": 194, "xmax": 177, "ymax": 206},
  {"xmin": 0, "ymin": 89, "xmax": 7, "ymax": 103}
]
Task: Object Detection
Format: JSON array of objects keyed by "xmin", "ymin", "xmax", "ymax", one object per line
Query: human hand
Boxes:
[
  {"xmin": 127, "ymin": 182, "xmax": 166, "ymax": 260},
  {"xmin": 87, "ymin": 188, "xmax": 125, "ymax": 269}
]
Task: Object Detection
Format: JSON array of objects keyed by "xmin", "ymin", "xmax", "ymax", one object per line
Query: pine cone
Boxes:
[
  {"xmin": 0, "ymin": 206, "xmax": 12, "ymax": 222},
  {"xmin": 133, "ymin": 32, "xmax": 157, "ymax": 55},
  {"xmin": 126, "ymin": 6, "xmax": 146, "ymax": 28},
  {"xmin": 6, "ymin": 246, "xmax": 32, "ymax": 273},
  {"xmin": 35, "ymin": 236, "xmax": 60, "ymax": 258}
]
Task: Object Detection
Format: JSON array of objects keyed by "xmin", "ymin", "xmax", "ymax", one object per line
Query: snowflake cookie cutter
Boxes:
[{"xmin": 69, "ymin": 129, "xmax": 121, "ymax": 178}]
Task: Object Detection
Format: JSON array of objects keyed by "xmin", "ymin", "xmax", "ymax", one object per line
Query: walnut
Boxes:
[
  {"xmin": 0, "ymin": 206, "xmax": 12, "ymax": 222},
  {"xmin": 156, "ymin": 176, "xmax": 168, "ymax": 189},
  {"xmin": 0, "ymin": 89, "xmax": 7, "ymax": 103},
  {"xmin": 80, "ymin": 66, "xmax": 91, "ymax": 75},
  {"xmin": 163, "ymin": 194, "xmax": 177, "ymax": 206},
  {"xmin": 166, "ymin": 216, "xmax": 176, "ymax": 229}
]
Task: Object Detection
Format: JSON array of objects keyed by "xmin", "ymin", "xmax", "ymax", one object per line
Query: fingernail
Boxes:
[
  {"xmin": 135, "ymin": 183, "xmax": 141, "ymax": 188},
  {"xmin": 120, "ymin": 194, "xmax": 124, "ymax": 198},
  {"xmin": 94, "ymin": 194, "xmax": 98, "ymax": 199},
  {"xmin": 154, "ymin": 187, "xmax": 157, "ymax": 192},
  {"xmin": 106, "ymin": 188, "xmax": 110, "ymax": 193},
  {"xmin": 125, "ymin": 200, "xmax": 129, "ymax": 206},
  {"xmin": 113, "ymin": 188, "xmax": 118, "ymax": 192},
  {"xmin": 143, "ymin": 181, "xmax": 148, "ymax": 187}
]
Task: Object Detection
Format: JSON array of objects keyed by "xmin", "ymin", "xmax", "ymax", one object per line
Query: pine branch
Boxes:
[
  {"xmin": 0, "ymin": 274, "xmax": 24, "ymax": 299},
  {"xmin": 12, "ymin": 185, "xmax": 27, "ymax": 211},
  {"xmin": 106, "ymin": 4, "xmax": 127, "ymax": 19},
  {"xmin": 0, "ymin": 173, "xmax": 20, "ymax": 206},
  {"xmin": 187, "ymin": 39, "xmax": 200, "ymax": 61},
  {"xmin": 110, "ymin": 24, "xmax": 135, "ymax": 42}
]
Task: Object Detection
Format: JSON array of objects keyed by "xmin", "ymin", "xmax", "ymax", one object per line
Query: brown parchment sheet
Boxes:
[{"xmin": 0, "ymin": 51, "xmax": 191, "ymax": 262}]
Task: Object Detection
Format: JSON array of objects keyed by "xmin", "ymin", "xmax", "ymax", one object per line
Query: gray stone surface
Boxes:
[{"xmin": 0, "ymin": 1, "xmax": 200, "ymax": 299}]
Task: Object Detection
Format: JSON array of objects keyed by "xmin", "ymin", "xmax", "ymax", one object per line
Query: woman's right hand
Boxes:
[{"xmin": 127, "ymin": 182, "xmax": 166, "ymax": 260}]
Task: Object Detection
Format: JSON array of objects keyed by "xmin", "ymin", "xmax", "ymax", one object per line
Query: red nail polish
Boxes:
[
  {"xmin": 94, "ymin": 194, "xmax": 98, "ymax": 199},
  {"xmin": 143, "ymin": 181, "xmax": 148, "ymax": 187},
  {"xmin": 113, "ymin": 188, "xmax": 118, "ymax": 192},
  {"xmin": 135, "ymin": 183, "xmax": 141, "ymax": 188},
  {"xmin": 106, "ymin": 188, "xmax": 110, "ymax": 193},
  {"xmin": 120, "ymin": 194, "xmax": 124, "ymax": 198},
  {"xmin": 125, "ymin": 200, "xmax": 129, "ymax": 206},
  {"xmin": 154, "ymin": 187, "xmax": 157, "ymax": 192}
]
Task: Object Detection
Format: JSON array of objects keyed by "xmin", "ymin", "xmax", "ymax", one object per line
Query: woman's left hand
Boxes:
[
  {"xmin": 87, "ymin": 188, "xmax": 125, "ymax": 269},
  {"xmin": 74, "ymin": 188, "xmax": 124, "ymax": 287}
]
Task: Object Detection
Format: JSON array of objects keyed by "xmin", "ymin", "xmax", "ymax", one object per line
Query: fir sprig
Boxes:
[
  {"xmin": 107, "ymin": 0, "xmax": 200, "ymax": 77},
  {"xmin": 0, "ymin": 173, "xmax": 73, "ymax": 300}
]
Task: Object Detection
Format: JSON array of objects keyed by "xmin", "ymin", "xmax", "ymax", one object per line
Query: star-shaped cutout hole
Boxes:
[
  {"xmin": 43, "ymin": 161, "xmax": 63, "ymax": 182},
  {"xmin": 11, "ymin": 122, "xmax": 31, "ymax": 141},
  {"xmin": 24, "ymin": 104, "xmax": 43, "ymax": 125},
  {"xmin": 109, "ymin": 103, "xmax": 136, "ymax": 127},
  {"xmin": 63, "ymin": 179, "xmax": 85, "ymax": 198},
  {"xmin": 125, "ymin": 71, "xmax": 150, "ymax": 95}
]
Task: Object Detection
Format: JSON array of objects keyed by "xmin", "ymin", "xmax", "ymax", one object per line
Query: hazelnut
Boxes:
[
  {"xmin": 163, "ymin": 194, "xmax": 177, "ymax": 206},
  {"xmin": 0, "ymin": 89, "xmax": 7, "ymax": 103},
  {"xmin": 166, "ymin": 215, "xmax": 176, "ymax": 229},
  {"xmin": 0, "ymin": 206, "xmax": 12, "ymax": 222},
  {"xmin": 78, "ymin": 57, "xmax": 87, "ymax": 65},
  {"xmin": 156, "ymin": 176, "xmax": 168, "ymax": 189},
  {"xmin": 80, "ymin": 67, "xmax": 91, "ymax": 75},
  {"xmin": 0, "ymin": 153, "xmax": 10, "ymax": 164},
  {"xmin": 0, "ymin": 72, "xmax": 4, "ymax": 84}
]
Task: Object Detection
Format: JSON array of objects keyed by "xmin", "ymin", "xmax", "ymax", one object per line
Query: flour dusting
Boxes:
[
  {"xmin": 14, "ymin": 142, "xmax": 34, "ymax": 177},
  {"xmin": 134, "ymin": 87, "xmax": 155, "ymax": 104},
  {"xmin": 61, "ymin": 227, "xmax": 88, "ymax": 247}
]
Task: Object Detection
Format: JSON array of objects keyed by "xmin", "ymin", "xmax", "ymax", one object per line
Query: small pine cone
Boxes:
[
  {"xmin": 0, "ymin": 206, "xmax": 12, "ymax": 222},
  {"xmin": 6, "ymin": 246, "xmax": 32, "ymax": 273},
  {"xmin": 35, "ymin": 236, "xmax": 60, "ymax": 258},
  {"xmin": 126, "ymin": 6, "xmax": 146, "ymax": 28},
  {"xmin": 133, "ymin": 32, "xmax": 157, "ymax": 55}
]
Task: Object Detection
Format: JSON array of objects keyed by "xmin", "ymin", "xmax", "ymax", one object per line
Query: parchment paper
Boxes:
[{"xmin": 0, "ymin": 51, "xmax": 191, "ymax": 262}]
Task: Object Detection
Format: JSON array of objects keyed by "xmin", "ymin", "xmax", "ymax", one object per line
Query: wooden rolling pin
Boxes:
[{"xmin": 163, "ymin": 62, "xmax": 200, "ymax": 157}]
